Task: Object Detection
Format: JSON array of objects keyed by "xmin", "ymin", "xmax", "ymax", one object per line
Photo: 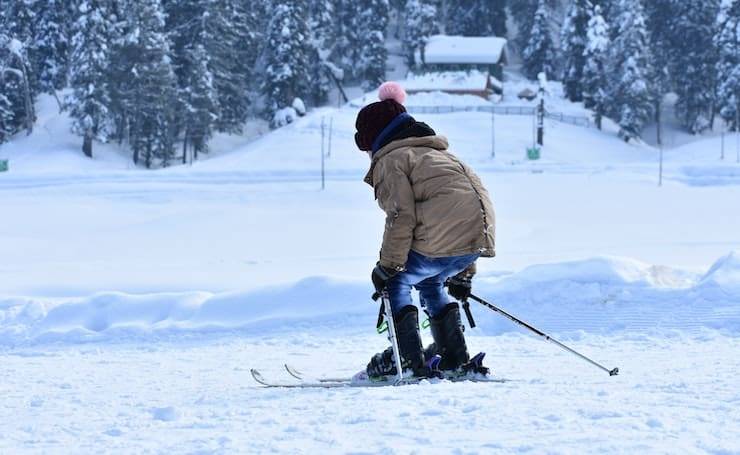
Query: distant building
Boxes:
[
  {"xmin": 403, "ymin": 71, "xmax": 501, "ymax": 100},
  {"xmin": 418, "ymin": 35, "xmax": 509, "ymax": 80},
  {"xmin": 410, "ymin": 35, "xmax": 509, "ymax": 100}
]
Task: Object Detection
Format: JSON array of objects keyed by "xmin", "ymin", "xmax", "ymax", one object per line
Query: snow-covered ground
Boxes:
[
  {"xmin": 1, "ymin": 89, "xmax": 740, "ymax": 453},
  {"xmin": 4, "ymin": 332, "xmax": 739, "ymax": 454}
]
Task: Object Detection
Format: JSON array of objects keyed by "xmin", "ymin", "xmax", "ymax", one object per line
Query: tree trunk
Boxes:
[
  {"xmin": 182, "ymin": 133, "xmax": 188, "ymax": 165},
  {"xmin": 82, "ymin": 132, "xmax": 93, "ymax": 158},
  {"xmin": 18, "ymin": 59, "xmax": 35, "ymax": 135}
]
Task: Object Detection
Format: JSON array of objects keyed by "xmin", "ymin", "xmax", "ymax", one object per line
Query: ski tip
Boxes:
[
  {"xmin": 284, "ymin": 364, "xmax": 303, "ymax": 380},
  {"xmin": 609, "ymin": 367, "xmax": 619, "ymax": 377}
]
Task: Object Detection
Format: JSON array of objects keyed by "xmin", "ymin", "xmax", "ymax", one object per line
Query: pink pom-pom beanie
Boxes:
[{"xmin": 355, "ymin": 82, "xmax": 410, "ymax": 152}]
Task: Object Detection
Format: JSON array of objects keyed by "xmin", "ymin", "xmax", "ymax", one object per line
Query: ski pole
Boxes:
[
  {"xmin": 468, "ymin": 293, "xmax": 619, "ymax": 377},
  {"xmin": 373, "ymin": 291, "xmax": 405, "ymax": 384}
]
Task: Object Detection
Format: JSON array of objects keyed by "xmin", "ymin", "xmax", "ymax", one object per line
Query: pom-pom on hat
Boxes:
[
  {"xmin": 355, "ymin": 82, "xmax": 408, "ymax": 152},
  {"xmin": 378, "ymin": 81, "xmax": 407, "ymax": 104}
]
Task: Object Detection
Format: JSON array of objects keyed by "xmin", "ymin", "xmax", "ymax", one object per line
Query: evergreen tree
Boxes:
[
  {"xmin": 118, "ymin": 0, "xmax": 179, "ymax": 167},
  {"xmin": 561, "ymin": 0, "xmax": 592, "ymax": 102},
  {"xmin": 404, "ymin": 0, "xmax": 439, "ymax": 66},
  {"xmin": 33, "ymin": 0, "xmax": 71, "ymax": 93},
  {"xmin": 332, "ymin": 1, "xmax": 362, "ymax": 78},
  {"xmin": 716, "ymin": 0, "xmax": 740, "ymax": 131},
  {"xmin": 66, "ymin": 0, "xmax": 115, "ymax": 158},
  {"xmin": 671, "ymin": 0, "xmax": 721, "ymax": 134},
  {"xmin": 510, "ymin": 0, "xmax": 557, "ymax": 51},
  {"xmin": 181, "ymin": 44, "xmax": 219, "ymax": 161},
  {"xmin": 358, "ymin": 0, "xmax": 390, "ymax": 92},
  {"xmin": 582, "ymin": 5, "xmax": 610, "ymax": 129},
  {"xmin": 643, "ymin": 0, "xmax": 677, "ymax": 144},
  {"xmin": 263, "ymin": 0, "xmax": 311, "ymax": 124},
  {"xmin": 446, "ymin": 0, "xmax": 507, "ymax": 37},
  {"xmin": 307, "ymin": 0, "xmax": 336, "ymax": 105},
  {"xmin": 0, "ymin": 31, "xmax": 36, "ymax": 138},
  {"xmin": 522, "ymin": 0, "xmax": 556, "ymax": 80},
  {"xmin": 0, "ymin": 89, "xmax": 12, "ymax": 143},
  {"xmin": 608, "ymin": 0, "xmax": 655, "ymax": 141}
]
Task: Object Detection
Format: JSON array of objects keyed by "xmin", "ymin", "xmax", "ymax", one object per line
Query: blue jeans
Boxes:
[{"xmin": 387, "ymin": 250, "xmax": 480, "ymax": 317}]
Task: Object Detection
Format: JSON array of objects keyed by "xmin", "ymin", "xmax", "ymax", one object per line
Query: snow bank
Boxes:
[
  {"xmin": 700, "ymin": 251, "xmax": 740, "ymax": 292},
  {"xmin": 2, "ymin": 255, "xmax": 739, "ymax": 346}
]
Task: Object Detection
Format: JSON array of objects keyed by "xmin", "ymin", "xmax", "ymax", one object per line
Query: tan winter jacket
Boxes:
[{"xmin": 364, "ymin": 135, "xmax": 496, "ymax": 271}]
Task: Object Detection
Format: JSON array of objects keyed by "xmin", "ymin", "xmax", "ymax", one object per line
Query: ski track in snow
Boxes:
[{"xmin": 2, "ymin": 332, "xmax": 739, "ymax": 454}]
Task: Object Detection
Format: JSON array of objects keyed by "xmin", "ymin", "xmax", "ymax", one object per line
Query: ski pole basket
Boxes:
[{"xmin": 0, "ymin": 159, "xmax": 7, "ymax": 172}]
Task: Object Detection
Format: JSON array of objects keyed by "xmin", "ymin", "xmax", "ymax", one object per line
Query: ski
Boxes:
[
  {"xmin": 251, "ymin": 367, "xmax": 508, "ymax": 389},
  {"xmin": 283, "ymin": 364, "xmax": 348, "ymax": 383}
]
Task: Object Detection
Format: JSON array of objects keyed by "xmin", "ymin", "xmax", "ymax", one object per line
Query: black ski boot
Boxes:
[
  {"xmin": 424, "ymin": 302, "xmax": 489, "ymax": 375},
  {"xmin": 366, "ymin": 306, "xmax": 435, "ymax": 379}
]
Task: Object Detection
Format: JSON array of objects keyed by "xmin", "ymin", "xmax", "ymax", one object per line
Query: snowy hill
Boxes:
[{"xmin": 1, "ymin": 87, "xmax": 740, "ymax": 454}]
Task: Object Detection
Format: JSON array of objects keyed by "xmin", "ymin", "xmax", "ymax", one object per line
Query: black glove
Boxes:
[
  {"xmin": 446, "ymin": 275, "xmax": 472, "ymax": 301},
  {"xmin": 371, "ymin": 263, "xmax": 398, "ymax": 294}
]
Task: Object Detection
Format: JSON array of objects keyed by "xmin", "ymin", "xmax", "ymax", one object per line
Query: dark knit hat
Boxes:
[{"xmin": 354, "ymin": 82, "xmax": 408, "ymax": 152}]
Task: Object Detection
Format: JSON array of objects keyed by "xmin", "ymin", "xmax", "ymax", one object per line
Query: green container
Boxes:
[
  {"xmin": 527, "ymin": 147, "xmax": 541, "ymax": 160},
  {"xmin": 0, "ymin": 159, "xmax": 7, "ymax": 172}
]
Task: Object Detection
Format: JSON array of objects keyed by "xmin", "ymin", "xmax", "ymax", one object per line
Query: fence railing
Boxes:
[{"xmin": 405, "ymin": 104, "xmax": 592, "ymax": 128}]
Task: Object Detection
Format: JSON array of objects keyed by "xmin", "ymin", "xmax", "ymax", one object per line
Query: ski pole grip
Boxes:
[
  {"xmin": 376, "ymin": 301, "xmax": 385, "ymax": 329},
  {"xmin": 372, "ymin": 292, "xmax": 380, "ymax": 301}
]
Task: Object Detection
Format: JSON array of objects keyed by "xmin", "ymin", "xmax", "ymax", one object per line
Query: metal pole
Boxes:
[
  {"xmin": 468, "ymin": 294, "xmax": 619, "ymax": 376},
  {"xmin": 658, "ymin": 116, "xmax": 663, "ymax": 187},
  {"xmin": 721, "ymin": 130, "xmax": 725, "ymax": 160},
  {"xmin": 327, "ymin": 117, "xmax": 333, "ymax": 158},
  {"xmin": 737, "ymin": 107, "xmax": 740, "ymax": 163},
  {"xmin": 659, "ymin": 144, "xmax": 663, "ymax": 187},
  {"xmin": 491, "ymin": 108, "xmax": 496, "ymax": 159},
  {"xmin": 320, "ymin": 117, "xmax": 326, "ymax": 190},
  {"xmin": 381, "ymin": 293, "xmax": 405, "ymax": 384}
]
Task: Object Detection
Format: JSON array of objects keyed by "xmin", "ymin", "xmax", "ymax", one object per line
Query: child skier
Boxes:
[{"xmin": 355, "ymin": 82, "xmax": 496, "ymax": 379}]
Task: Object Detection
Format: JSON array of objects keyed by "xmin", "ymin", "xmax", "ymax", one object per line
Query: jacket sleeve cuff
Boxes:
[{"xmin": 379, "ymin": 258, "xmax": 406, "ymax": 273}]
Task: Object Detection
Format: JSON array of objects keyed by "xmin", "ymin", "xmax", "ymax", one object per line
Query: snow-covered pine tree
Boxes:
[
  {"xmin": 223, "ymin": 0, "xmax": 260, "ymax": 119},
  {"xmin": 670, "ymin": 0, "xmax": 720, "ymax": 134},
  {"xmin": 642, "ymin": 0, "xmax": 677, "ymax": 144},
  {"xmin": 66, "ymin": 0, "xmax": 115, "ymax": 158},
  {"xmin": 446, "ymin": 0, "xmax": 507, "ymax": 37},
  {"xmin": 0, "ymin": 31, "xmax": 36, "ymax": 137},
  {"xmin": 0, "ymin": 89, "xmax": 12, "ymax": 144},
  {"xmin": 404, "ymin": 0, "xmax": 438, "ymax": 67},
  {"xmin": 608, "ymin": 0, "xmax": 655, "ymax": 141},
  {"xmin": 522, "ymin": 0, "xmax": 556, "ymax": 80},
  {"xmin": 332, "ymin": 0, "xmax": 362, "ymax": 79},
  {"xmin": 205, "ymin": 0, "xmax": 252, "ymax": 133},
  {"xmin": 307, "ymin": 0, "xmax": 336, "ymax": 105},
  {"xmin": 263, "ymin": 0, "xmax": 311, "ymax": 126},
  {"xmin": 560, "ymin": 0, "xmax": 592, "ymax": 102},
  {"xmin": 715, "ymin": 0, "xmax": 740, "ymax": 131},
  {"xmin": 117, "ymin": 0, "xmax": 179, "ymax": 167},
  {"xmin": 32, "ymin": 0, "xmax": 71, "ymax": 94},
  {"xmin": 582, "ymin": 4, "xmax": 610, "ymax": 129},
  {"xmin": 0, "ymin": 32, "xmax": 18, "ymax": 142},
  {"xmin": 181, "ymin": 44, "xmax": 219, "ymax": 161},
  {"xmin": 358, "ymin": 0, "xmax": 390, "ymax": 92},
  {"xmin": 510, "ymin": 0, "xmax": 557, "ymax": 51}
]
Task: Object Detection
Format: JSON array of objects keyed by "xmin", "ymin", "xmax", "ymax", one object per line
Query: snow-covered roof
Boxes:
[
  {"xmin": 403, "ymin": 71, "xmax": 493, "ymax": 92},
  {"xmin": 422, "ymin": 35, "xmax": 508, "ymax": 65}
]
